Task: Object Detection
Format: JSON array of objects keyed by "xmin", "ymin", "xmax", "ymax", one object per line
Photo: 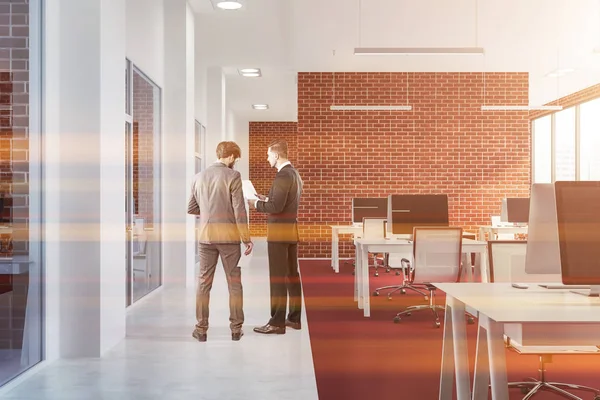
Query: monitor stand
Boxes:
[{"xmin": 571, "ymin": 285, "xmax": 600, "ymax": 297}]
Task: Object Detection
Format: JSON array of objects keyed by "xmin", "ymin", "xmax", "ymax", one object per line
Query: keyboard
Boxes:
[{"xmin": 538, "ymin": 284, "xmax": 591, "ymax": 290}]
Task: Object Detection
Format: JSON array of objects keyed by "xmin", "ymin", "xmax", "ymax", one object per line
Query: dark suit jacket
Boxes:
[
  {"xmin": 256, "ymin": 164, "xmax": 303, "ymax": 243},
  {"xmin": 187, "ymin": 162, "xmax": 251, "ymax": 245}
]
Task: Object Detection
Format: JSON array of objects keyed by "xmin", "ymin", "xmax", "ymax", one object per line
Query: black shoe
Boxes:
[
  {"xmin": 192, "ymin": 330, "xmax": 207, "ymax": 342},
  {"xmin": 285, "ymin": 320, "xmax": 301, "ymax": 330},
  {"xmin": 253, "ymin": 323, "xmax": 286, "ymax": 334},
  {"xmin": 232, "ymin": 331, "xmax": 244, "ymax": 341}
]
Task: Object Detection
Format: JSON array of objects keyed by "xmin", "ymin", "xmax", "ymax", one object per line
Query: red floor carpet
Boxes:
[{"xmin": 299, "ymin": 260, "xmax": 600, "ymax": 400}]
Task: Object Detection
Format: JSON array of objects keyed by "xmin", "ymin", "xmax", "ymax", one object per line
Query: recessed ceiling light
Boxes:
[
  {"xmin": 252, "ymin": 104, "xmax": 269, "ymax": 110},
  {"xmin": 216, "ymin": 1, "xmax": 242, "ymax": 10},
  {"xmin": 238, "ymin": 68, "xmax": 262, "ymax": 77}
]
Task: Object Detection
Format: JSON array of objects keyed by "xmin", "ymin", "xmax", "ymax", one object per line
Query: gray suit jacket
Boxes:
[{"xmin": 187, "ymin": 162, "xmax": 251, "ymax": 245}]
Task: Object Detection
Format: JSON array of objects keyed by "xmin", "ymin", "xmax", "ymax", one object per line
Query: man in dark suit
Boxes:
[
  {"xmin": 249, "ymin": 139, "xmax": 303, "ymax": 334},
  {"xmin": 187, "ymin": 141, "xmax": 253, "ymax": 342}
]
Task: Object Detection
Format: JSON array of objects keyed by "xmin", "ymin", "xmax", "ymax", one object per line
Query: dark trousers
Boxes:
[
  {"xmin": 267, "ymin": 242, "xmax": 302, "ymax": 327},
  {"xmin": 196, "ymin": 243, "xmax": 244, "ymax": 334}
]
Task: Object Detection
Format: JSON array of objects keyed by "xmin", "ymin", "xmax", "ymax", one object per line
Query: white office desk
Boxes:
[
  {"xmin": 353, "ymin": 238, "xmax": 488, "ymax": 317},
  {"xmin": 329, "ymin": 225, "xmax": 363, "ymax": 273},
  {"xmin": 478, "ymin": 225, "xmax": 528, "ymax": 241},
  {"xmin": 435, "ymin": 283, "xmax": 600, "ymax": 400}
]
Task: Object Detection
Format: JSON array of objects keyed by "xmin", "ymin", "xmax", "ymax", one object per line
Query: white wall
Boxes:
[
  {"xmin": 126, "ymin": 0, "xmax": 165, "ymax": 87},
  {"xmin": 226, "ymin": 109, "xmax": 249, "ymax": 180}
]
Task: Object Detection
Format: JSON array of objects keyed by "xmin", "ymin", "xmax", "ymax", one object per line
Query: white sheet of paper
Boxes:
[
  {"xmin": 242, "ymin": 180, "xmax": 258, "ymax": 200},
  {"xmin": 238, "ymin": 244, "xmax": 253, "ymax": 268}
]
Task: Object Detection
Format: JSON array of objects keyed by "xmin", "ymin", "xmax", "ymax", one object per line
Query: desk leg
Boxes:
[
  {"xmin": 477, "ymin": 251, "xmax": 488, "ymax": 283},
  {"xmin": 439, "ymin": 297, "xmax": 455, "ymax": 400},
  {"xmin": 460, "ymin": 253, "xmax": 473, "ymax": 282},
  {"xmin": 361, "ymin": 247, "xmax": 370, "ymax": 317},
  {"xmin": 440, "ymin": 296, "xmax": 471, "ymax": 400},
  {"xmin": 472, "ymin": 321, "xmax": 490, "ymax": 400},
  {"xmin": 354, "ymin": 243, "xmax": 360, "ymax": 303},
  {"xmin": 332, "ymin": 229, "xmax": 339, "ymax": 272},
  {"xmin": 485, "ymin": 316, "xmax": 509, "ymax": 400}
]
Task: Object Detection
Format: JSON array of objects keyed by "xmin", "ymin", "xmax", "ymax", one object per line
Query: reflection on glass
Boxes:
[
  {"xmin": 579, "ymin": 98, "xmax": 600, "ymax": 181},
  {"xmin": 533, "ymin": 115, "xmax": 552, "ymax": 183},
  {"xmin": 130, "ymin": 69, "xmax": 161, "ymax": 303},
  {"xmin": 0, "ymin": 0, "xmax": 43, "ymax": 387},
  {"xmin": 554, "ymin": 107, "xmax": 576, "ymax": 181}
]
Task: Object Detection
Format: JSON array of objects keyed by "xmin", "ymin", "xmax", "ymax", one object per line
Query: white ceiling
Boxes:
[{"xmin": 191, "ymin": 0, "xmax": 600, "ymax": 122}]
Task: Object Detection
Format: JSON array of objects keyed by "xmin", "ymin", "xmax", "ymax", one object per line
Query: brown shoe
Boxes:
[
  {"xmin": 253, "ymin": 323, "xmax": 286, "ymax": 334},
  {"xmin": 232, "ymin": 331, "xmax": 244, "ymax": 341},
  {"xmin": 192, "ymin": 330, "xmax": 207, "ymax": 342},
  {"xmin": 285, "ymin": 320, "xmax": 301, "ymax": 330}
]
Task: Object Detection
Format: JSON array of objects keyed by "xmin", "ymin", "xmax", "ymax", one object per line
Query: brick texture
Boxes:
[
  {"xmin": 248, "ymin": 122, "xmax": 297, "ymax": 236},
  {"xmin": 132, "ymin": 71, "xmax": 155, "ymax": 228},
  {"xmin": 248, "ymin": 76, "xmax": 600, "ymax": 259},
  {"xmin": 0, "ymin": 0, "xmax": 29, "ymax": 350}
]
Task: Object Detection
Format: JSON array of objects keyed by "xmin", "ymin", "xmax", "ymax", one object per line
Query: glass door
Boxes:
[{"xmin": 125, "ymin": 60, "xmax": 162, "ymax": 306}]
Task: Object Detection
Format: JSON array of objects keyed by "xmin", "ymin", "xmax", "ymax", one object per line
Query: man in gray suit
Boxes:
[{"xmin": 187, "ymin": 141, "xmax": 253, "ymax": 342}]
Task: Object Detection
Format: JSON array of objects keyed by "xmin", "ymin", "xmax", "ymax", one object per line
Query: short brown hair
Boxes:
[
  {"xmin": 216, "ymin": 141, "xmax": 241, "ymax": 159},
  {"xmin": 268, "ymin": 139, "xmax": 288, "ymax": 159}
]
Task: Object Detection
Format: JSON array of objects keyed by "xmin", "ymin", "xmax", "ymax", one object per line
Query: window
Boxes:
[
  {"xmin": 532, "ymin": 115, "xmax": 551, "ymax": 183},
  {"xmin": 0, "ymin": 0, "xmax": 44, "ymax": 386},
  {"xmin": 554, "ymin": 107, "xmax": 576, "ymax": 181},
  {"xmin": 579, "ymin": 98, "xmax": 600, "ymax": 180},
  {"xmin": 531, "ymin": 97, "xmax": 600, "ymax": 184}
]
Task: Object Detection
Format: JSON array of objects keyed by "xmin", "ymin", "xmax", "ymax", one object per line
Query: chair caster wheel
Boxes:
[
  {"xmin": 400, "ymin": 289, "xmax": 406, "ymax": 294},
  {"xmin": 387, "ymin": 296, "xmax": 392, "ymax": 301},
  {"xmin": 435, "ymin": 321, "xmax": 441, "ymax": 328},
  {"xmin": 424, "ymin": 296, "xmax": 429, "ymax": 301},
  {"xmin": 393, "ymin": 316, "xmax": 401, "ymax": 323},
  {"xmin": 373, "ymin": 291, "xmax": 379, "ymax": 296},
  {"xmin": 395, "ymin": 270, "xmax": 400, "ymax": 275},
  {"xmin": 467, "ymin": 317, "xmax": 475, "ymax": 325},
  {"xmin": 386, "ymin": 268, "xmax": 391, "ymax": 273},
  {"xmin": 406, "ymin": 312, "xmax": 412, "ymax": 316},
  {"xmin": 374, "ymin": 272, "xmax": 379, "ymax": 277},
  {"xmin": 520, "ymin": 387, "xmax": 530, "ymax": 395}
]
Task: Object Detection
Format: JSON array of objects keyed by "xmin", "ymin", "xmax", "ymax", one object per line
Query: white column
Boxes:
[
  {"xmin": 43, "ymin": 0, "xmax": 126, "ymax": 357},
  {"xmin": 206, "ymin": 67, "xmax": 227, "ymax": 162},
  {"xmin": 163, "ymin": 0, "xmax": 195, "ymax": 287}
]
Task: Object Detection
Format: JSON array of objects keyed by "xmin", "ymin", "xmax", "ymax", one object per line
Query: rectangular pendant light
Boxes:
[
  {"xmin": 480, "ymin": 105, "xmax": 563, "ymax": 111},
  {"xmin": 330, "ymin": 105, "xmax": 412, "ymax": 111},
  {"xmin": 354, "ymin": 47, "xmax": 485, "ymax": 56}
]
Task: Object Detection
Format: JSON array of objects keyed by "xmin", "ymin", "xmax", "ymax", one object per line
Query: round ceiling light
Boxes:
[{"xmin": 216, "ymin": 1, "xmax": 243, "ymax": 10}]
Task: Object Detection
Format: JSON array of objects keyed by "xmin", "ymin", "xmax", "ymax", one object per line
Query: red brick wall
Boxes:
[
  {"xmin": 0, "ymin": 1, "xmax": 29, "ymax": 259},
  {"xmin": 296, "ymin": 72, "xmax": 531, "ymax": 258},
  {"xmin": 248, "ymin": 73, "xmax": 533, "ymax": 258},
  {"xmin": 133, "ymin": 72, "xmax": 155, "ymax": 228},
  {"xmin": 248, "ymin": 122, "xmax": 297, "ymax": 236},
  {"xmin": 0, "ymin": 0, "xmax": 29, "ymax": 349}
]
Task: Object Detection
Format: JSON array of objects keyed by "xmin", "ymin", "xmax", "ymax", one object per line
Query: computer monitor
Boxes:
[
  {"xmin": 500, "ymin": 197, "xmax": 530, "ymax": 224},
  {"xmin": 387, "ymin": 194, "xmax": 449, "ymax": 236},
  {"xmin": 524, "ymin": 184, "xmax": 562, "ymax": 281},
  {"xmin": 352, "ymin": 197, "xmax": 387, "ymax": 224},
  {"xmin": 555, "ymin": 181, "xmax": 600, "ymax": 296}
]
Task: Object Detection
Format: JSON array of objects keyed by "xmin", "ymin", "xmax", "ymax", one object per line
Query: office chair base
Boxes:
[
  {"xmin": 507, "ymin": 380, "xmax": 600, "ymax": 400},
  {"xmin": 393, "ymin": 304, "xmax": 445, "ymax": 328},
  {"xmin": 373, "ymin": 284, "xmax": 428, "ymax": 300}
]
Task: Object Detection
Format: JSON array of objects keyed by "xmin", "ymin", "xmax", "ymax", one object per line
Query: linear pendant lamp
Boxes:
[
  {"xmin": 354, "ymin": 47, "xmax": 485, "ymax": 56},
  {"xmin": 330, "ymin": 105, "xmax": 412, "ymax": 111},
  {"xmin": 480, "ymin": 105, "xmax": 563, "ymax": 111}
]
